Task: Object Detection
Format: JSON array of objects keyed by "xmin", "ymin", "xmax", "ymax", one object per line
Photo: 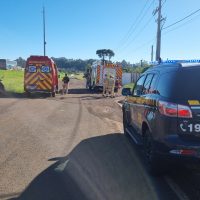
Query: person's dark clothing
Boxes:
[{"xmin": 63, "ymin": 76, "xmax": 69, "ymax": 84}]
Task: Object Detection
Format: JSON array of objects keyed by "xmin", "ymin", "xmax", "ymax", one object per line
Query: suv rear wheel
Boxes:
[{"xmin": 143, "ymin": 130, "xmax": 166, "ymax": 175}]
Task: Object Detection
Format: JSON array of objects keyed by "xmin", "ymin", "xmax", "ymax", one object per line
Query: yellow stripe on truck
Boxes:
[{"xmin": 25, "ymin": 72, "xmax": 52, "ymax": 90}]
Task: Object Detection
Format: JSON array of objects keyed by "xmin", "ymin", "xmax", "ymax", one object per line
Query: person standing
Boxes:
[
  {"xmin": 103, "ymin": 74, "xmax": 109, "ymax": 97},
  {"xmin": 108, "ymin": 75, "xmax": 115, "ymax": 98},
  {"xmin": 62, "ymin": 73, "xmax": 70, "ymax": 94},
  {"xmin": 115, "ymin": 78, "xmax": 121, "ymax": 96}
]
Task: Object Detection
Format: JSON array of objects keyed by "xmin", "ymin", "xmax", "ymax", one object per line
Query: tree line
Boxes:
[{"xmin": 15, "ymin": 56, "xmax": 151, "ymax": 73}]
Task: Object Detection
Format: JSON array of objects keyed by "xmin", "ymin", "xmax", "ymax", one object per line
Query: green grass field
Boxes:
[
  {"xmin": 0, "ymin": 70, "xmax": 24, "ymax": 93},
  {"xmin": 59, "ymin": 72, "xmax": 84, "ymax": 80},
  {"xmin": 0, "ymin": 70, "xmax": 84, "ymax": 94},
  {"xmin": 123, "ymin": 83, "xmax": 134, "ymax": 89}
]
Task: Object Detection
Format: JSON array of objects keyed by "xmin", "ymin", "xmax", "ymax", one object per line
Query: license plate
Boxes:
[
  {"xmin": 27, "ymin": 85, "xmax": 36, "ymax": 90},
  {"xmin": 180, "ymin": 123, "xmax": 200, "ymax": 133}
]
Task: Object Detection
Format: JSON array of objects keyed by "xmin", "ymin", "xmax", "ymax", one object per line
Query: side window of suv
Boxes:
[
  {"xmin": 133, "ymin": 75, "xmax": 146, "ymax": 96},
  {"xmin": 149, "ymin": 74, "xmax": 159, "ymax": 94},
  {"xmin": 157, "ymin": 72, "xmax": 176, "ymax": 98},
  {"xmin": 142, "ymin": 74, "xmax": 154, "ymax": 94}
]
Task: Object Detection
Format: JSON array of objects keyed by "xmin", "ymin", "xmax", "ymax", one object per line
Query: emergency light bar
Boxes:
[{"xmin": 150, "ymin": 59, "xmax": 200, "ymax": 65}]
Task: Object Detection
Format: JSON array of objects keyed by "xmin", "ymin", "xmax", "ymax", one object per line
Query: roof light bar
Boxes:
[{"xmin": 150, "ymin": 59, "xmax": 200, "ymax": 65}]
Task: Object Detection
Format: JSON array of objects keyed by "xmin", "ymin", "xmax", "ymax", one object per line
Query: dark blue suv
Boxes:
[{"xmin": 122, "ymin": 62, "xmax": 200, "ymax": 175}]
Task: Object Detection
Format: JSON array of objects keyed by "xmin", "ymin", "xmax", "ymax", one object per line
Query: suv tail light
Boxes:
[{"xmin": 158, "ymin": 101, "xmax": 192, "ymax": 118}]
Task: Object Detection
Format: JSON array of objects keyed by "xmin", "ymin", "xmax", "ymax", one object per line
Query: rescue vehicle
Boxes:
[
  {"xmin": 24, "ymin": 56, "xmax": 58, "ymax": 97},
  {"xmin": 87, "ymin": 61, "xmax": 122, "ymax": 91}
]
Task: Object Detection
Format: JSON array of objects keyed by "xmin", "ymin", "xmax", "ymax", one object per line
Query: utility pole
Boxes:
[
  {"xmin": 43, "ymin": 6, "xmax": 46, "ymax": 56},
  {"xmin": 151, "ymin": 45, "xmax": 154, "ymax": 62},
  {"xmin": 153, "ymin": 0, "xmax": 166, "ymax": 62}
]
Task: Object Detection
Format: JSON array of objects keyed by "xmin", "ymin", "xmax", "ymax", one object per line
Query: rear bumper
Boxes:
[
  {"xmin": 154, "ymin": 135, "xmax": 200, "ymax": 163},
  {"xmin": 25, "ymin": 89, "xmax": 52, "ymax": 94}
]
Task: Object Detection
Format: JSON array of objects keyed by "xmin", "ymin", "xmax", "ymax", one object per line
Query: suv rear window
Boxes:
[
  {"xmin": 173, "ymin": 67, "xmax": 200, "ymax": 100},
  {"xmin": 157, "ymin": 71, "xmax": 176, "ymax": 98}
]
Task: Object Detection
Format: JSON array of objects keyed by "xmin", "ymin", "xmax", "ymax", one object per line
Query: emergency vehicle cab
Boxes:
[
  {"xmin": 24, "ymin": 56, "xmax": 58, "ymax": 97},
  {"xmin": 88, "ymin": 61, "xmax": 122, "ymax": 91}
]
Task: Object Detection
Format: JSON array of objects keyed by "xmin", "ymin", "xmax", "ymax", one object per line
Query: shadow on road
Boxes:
[
  {"xmin": 7, "ymin": 133, "xmax": 178, "ymax": 200},
  {"xmin": 68, "ymin": 88, "xmax": 90, "ymax": 94},
  {"xmin": 68, "ymin": 88, "xmax": 103, "ymax": 95},
  {"xmin": 0, "ymin": 91, "xmax": 52, "ymax": 99},
  {"xmin": 0, "ymin": 91, "xmax": 25, "ymax": 99}
]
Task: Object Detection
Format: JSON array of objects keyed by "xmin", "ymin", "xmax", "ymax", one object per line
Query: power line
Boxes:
[
  {"xmin": 117, "ymin": 0, "xmax": 155, "ymax": 52},
  {"xmin": 121, "ymin": 15, "xmax": 155, "ymax": 51},
  {"xmin": 116, "ymin": 0, "xmax": 149, "ymax": 49},
  {"xmin": 116, "ymin": 0, "xmax": 155, "ymax": 51},
  {"xmin": 161, "ymin": 0, "xmax": 166, "ymax": 8},
  {"xmin": 130, "ymin": 37, "xmax": 156, "ymax": 54},
  {"xmin": 163, "ymin": 8, "xmax": 200, "ymax": 30},
  {"xmin": 163, "ymin": 12, "xmax": 200, "ymax": 35}
]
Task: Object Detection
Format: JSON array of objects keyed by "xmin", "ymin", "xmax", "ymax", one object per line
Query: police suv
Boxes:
[{"xmin": 122, "ymin": 60, "xmax": 200, "ymax": 175}]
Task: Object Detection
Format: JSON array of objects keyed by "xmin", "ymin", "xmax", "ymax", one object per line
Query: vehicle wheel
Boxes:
[
  {"xmin": 52, "ymin": 92, "xmax": 56, "ymax": 97},
  {"xmin": 56, "ymin": 85, "xmax": 59, "ymax": 94},
  {"xmin": 123, "ymin": 110, "xmax": 129, "ymax": 136},
  {"xmin": 25, "ymin": 92, "xmax": 31, "ymax": 98},
  {"xmin": 143, "ymin": 130, "xmax": 165, "ymax": 176}
]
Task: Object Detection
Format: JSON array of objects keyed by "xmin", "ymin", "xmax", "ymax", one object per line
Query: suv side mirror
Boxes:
[
  {"xmin": 122, "ymin": 88, "xmax": 132, "ymax": 96},
  {"xmin": 135, "ymin": 89, "xmax": 142, "ymax": 96}
]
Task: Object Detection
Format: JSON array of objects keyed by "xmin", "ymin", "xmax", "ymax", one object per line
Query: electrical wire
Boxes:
[
  {"xmin": 163, "ymin": 8, "xmax": 200, "ymax": 30},
  {"xmin": 117, "ymin": 0, "xmax": 149, "ymax": 47},
  {"xmin": 163, "ymin": 12, "xmax": 200, "ymax": 36},
  {"xmin": 121, "ymin": 15, "xmax": 155, "ymax": 51},
  {"xmin": 116, "ymin": 0, "xmax": 155, "ymax": 50},
  {"xmin": 130, "ymin": 37, "xmax": 156, "ymax": 53}
]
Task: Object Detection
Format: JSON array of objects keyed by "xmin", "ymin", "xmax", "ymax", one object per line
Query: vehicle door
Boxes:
[
  {"xmin": 127, "ymin": 75, "xmax": 146, "ymax": 134},
  {"xmin": 146, "ymin": 73, "xmax": 159, "ymax": 132},
  {"xmin": 132, "ymin": 74, "xmax": 154, "ymax": 135},
  {"xmin": 38, "ymin": 64, "xmax": 52, "ymax": 91},
  {"xmin": 24, "ymin": 64, "xmax": 37, "ymax": 91}
]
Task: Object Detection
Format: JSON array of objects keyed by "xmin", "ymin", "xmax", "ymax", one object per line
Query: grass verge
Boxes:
[
  {"xmin": 123, "ymin": 83, "xmax": 134, "ymax": 89},
  {"xmin": 0, "ymin": 70, "xmax": 24, "ymax": 93}
]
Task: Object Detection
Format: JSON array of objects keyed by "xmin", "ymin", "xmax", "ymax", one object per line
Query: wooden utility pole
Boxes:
[
  {"xmin": 156, "ymin": 0, "xmax": 161, "ymax": 61},
  {"xmin": 153, "ymin": 0, "xmax": 166, "ymax": 62}
]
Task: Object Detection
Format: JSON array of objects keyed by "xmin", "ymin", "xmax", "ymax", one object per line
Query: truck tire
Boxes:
[
  {"xmin": 25, "ymin": 91, "xmax": 31, "ymax": 98},
  {"xmin": 143, "ymin": 130, "xmax": 166, "ymax": 176},
  {"xmin": 52, "ymin": 92, "xmax": 56, "ymax": 97}
]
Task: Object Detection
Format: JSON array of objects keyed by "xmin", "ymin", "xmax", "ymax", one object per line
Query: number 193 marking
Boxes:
[{"xmin": 180, "ymin": 123, "xmax": 200, "ymax": 132}]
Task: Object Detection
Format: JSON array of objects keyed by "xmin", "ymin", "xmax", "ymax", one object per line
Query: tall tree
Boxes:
[
  {"xmin": 96, "ymin": 49, "xmax": 115, "ymax": 62},
  {"xmin": 96, "ymin": 49, "xmax": 107, "ymax": 62},
  {"xmin": 15, "ymin": 57, "xmax": 26, "ymax": 68},
  {"xmin": 107, "ymin": 49, "xmax": 115, "ymax": 61}
]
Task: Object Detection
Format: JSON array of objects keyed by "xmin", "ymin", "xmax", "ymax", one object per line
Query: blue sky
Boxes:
[{"xmin": 1, "ymin": 0, "xmax": 200, "ymax": 63}]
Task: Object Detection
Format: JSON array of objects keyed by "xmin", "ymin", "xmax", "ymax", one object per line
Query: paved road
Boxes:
[{"xmin": 0, "ymin": 79, "xmax": 199, "ymax": 200}]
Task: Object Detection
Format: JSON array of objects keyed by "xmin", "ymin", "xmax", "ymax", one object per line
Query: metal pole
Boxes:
[
  {"xmin": 156, "ymin": 0, "xmax": 161, "ymax": 61},
  {"xmin": 43, "ymin": 6, "xmax": 46, "ymax": 56},
  {"xmin": 151, "ymin": 45, "xmax": 154, "ymax": 62}
]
